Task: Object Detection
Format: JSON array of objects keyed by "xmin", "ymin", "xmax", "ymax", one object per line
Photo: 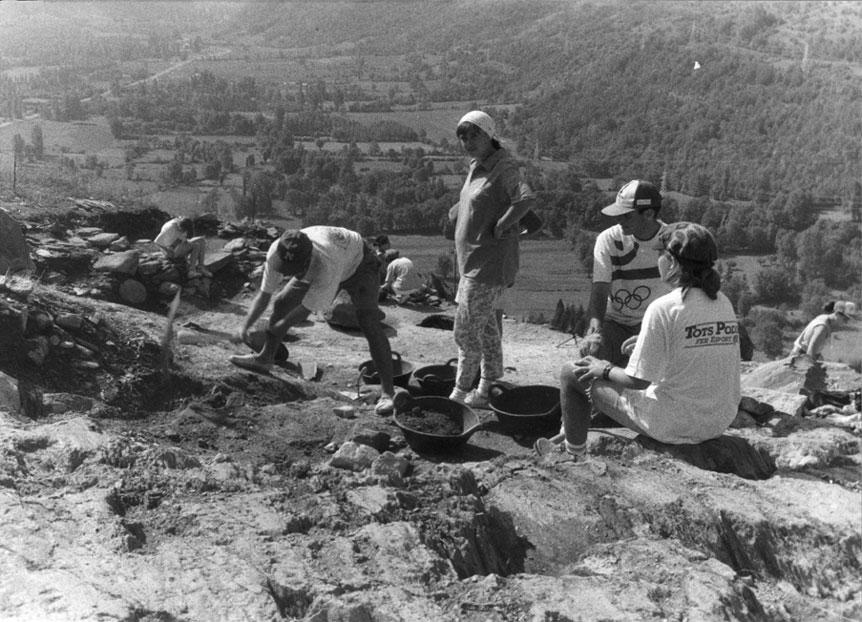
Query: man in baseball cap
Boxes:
[
  {"xmin": 601, "ymin": 179, "xmax": 663, "ymax": 217},
  {"xmin": 581, "ymin": 180, "xmax": 670, "ymax": 426},
  {"xmin": 230, "ymin": 226, "xmax": 402, "ymax": 416}
]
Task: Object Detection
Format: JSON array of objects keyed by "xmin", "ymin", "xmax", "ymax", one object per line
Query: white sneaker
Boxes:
[
  {"xmin": 449, "ymin": 388, "xmax": 469, "ymax": 405},
  {"xmin": 375, "ymin": 394, "xmax": 395, "ymax": 417},
  {"xmin": 534, "ymin": 437, "xmax": 559, "ymax": 456},
  {"xmin": 464, "ymin": 390, "xmax": 490, "ymax": 409}
]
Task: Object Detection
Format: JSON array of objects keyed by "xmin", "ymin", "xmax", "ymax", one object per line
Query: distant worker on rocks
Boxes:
[
  {"xmin": 537, "ymin": 222, "xmax": 742, "ymax": 460},
  {"xmin": 580, "ymin": 180, "xmax": 669, "ymax": 368},
  {"xmin": 380, "ymin": 249, "xmax": 426, "ymax": 304},
  {"xmin": 154, "ymin": 216, "xmax": 212, "ymax": 278},
  {"xmin": 789, "ymin": 300, "xmax": 858, "ymax": 362},
  {"xmin": 229, "ymin": 226, "xmax": 400, "ymax": 416},
  {"xmin": 448, "ymin": 110, "xmax": 535, "ymax": 409}
]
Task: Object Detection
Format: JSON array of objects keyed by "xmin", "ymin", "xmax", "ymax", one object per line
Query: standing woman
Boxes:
[
  {"xmin": 448, "ymin": 110, "xmax": 536, "ymax": 408},
  {"xmin": 538, "ymin": 223, "xmax": 742, "ymax": 458}
]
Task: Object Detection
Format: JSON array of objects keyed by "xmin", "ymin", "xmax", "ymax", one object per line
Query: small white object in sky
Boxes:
[{"xmin": 693, "ymin": 61, "xmax": 701, "ymax": 70}]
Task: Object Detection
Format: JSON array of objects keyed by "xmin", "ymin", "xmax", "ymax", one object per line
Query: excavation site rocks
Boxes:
[{"xmin": 0, "ymin": 203, "xmax": 859, "ymax": 622}]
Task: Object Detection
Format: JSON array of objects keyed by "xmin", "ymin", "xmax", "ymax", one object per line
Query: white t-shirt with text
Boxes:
[{"xmin": 624, "ymin": 287, "xmax": 741, "ymax": 443}]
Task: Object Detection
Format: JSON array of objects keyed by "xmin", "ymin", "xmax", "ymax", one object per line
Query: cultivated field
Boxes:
[{"xmin": 385, "ymin": 234, "xmax": 591, "ymax": 321}]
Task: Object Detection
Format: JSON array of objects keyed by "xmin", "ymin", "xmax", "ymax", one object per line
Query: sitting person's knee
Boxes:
[{"xmin": 560, "ymin": 362, "xmax": 580, "ymax": 386}]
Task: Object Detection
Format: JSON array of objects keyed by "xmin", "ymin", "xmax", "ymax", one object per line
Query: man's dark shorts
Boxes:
[
  {"xmin": 339, "ymin": 243, "xmax": 382, "ymax": 311},
  {"xmin": 599, "ymin": 319, "xmax": 641, "ymax": 367}
]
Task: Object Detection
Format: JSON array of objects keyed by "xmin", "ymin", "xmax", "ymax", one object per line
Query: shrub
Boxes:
[
  {"xmin": 752, "ymin": 267, "xmax": 797, "ymax": 305},
  {"xmin": 746, "ymin": 307, "xmax": 787, "ymax": 358},
  {"xmin": 799, "ymin": 279, "xmax": 831, "ymax": 320}
]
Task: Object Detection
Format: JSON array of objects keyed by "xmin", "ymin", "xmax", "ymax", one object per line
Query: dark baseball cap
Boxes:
[
  {"xmin": 276, "ymin": 230, "xmax": 313, "ymax": 275},
  {"xmin": 602, "ymin": 180, "xmax": 662, "ymax": 216}
]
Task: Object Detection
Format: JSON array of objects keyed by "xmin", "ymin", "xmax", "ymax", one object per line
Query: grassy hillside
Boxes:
[{"xmin": 231, "ymin": 0, "xmax": 860, "ymax": 203}]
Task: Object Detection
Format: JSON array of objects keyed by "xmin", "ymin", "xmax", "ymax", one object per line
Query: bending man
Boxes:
[{"xmin": 230, "ymin": 226, "xmax": 398, "ymax": 416}]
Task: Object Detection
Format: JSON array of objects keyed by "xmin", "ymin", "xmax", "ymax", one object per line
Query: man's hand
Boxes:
[
  {"xmin": 579, "ymin": 331, "xmax": 602, "ymax": 357},
  {"xmin": 573, "ymin": 356, "xmax": 607, "ymax": 383}
]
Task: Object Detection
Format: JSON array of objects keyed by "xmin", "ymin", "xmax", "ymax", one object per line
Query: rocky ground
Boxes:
[{"xmin": 0, "ymin": 203, "xmax": 860, "ymax": 622}]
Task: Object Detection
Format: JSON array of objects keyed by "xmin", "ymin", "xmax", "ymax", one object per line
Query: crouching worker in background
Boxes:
[
  {"xmin": 536, "ymin": 222, "xmax": 741, "ymax": 459},
  {"xmin": 155, "ymin": 216, "xmax": 212, "ymax": 278},
  {"xmin": 789, "ymin": 300, "xmax": 858, "ymax": 363},
  {"xmin": 230, "ymin": 226, "xmax": 400, "ymax": 416},
  {"xmin": 380, "ymin": 249, "xmax": 425, "ymax": 304}
]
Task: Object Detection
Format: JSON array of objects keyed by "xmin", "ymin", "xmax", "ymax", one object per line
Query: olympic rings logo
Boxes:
[{"xmin": 612, "ymin": 286, "xmax": 651, "ymax": 311}]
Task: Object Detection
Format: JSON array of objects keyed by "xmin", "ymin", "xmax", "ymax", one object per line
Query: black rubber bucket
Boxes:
[
  {"xmin": 394, "ymin": 396, "xmax": 483, "ymax": 454},
  {"xmin": 413, "ymin": 358, "xmax": 458, "ymax": 396},
  {"xmin": 489, "ymin": 383, "xmax": 561, "ymax": 432},
  {"xmin": 358, "ymin": 351, "xmax": 414, "ymax": 389}
]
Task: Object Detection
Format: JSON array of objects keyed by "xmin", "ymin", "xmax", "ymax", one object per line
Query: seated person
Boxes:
[
  {"xmin": 380, "ymin": 249, "xmax": 425, "ymax": 304},
  {"xmin": 154, "ymin": 217, "xmax": 212, "ymax": 278},
  {"xmin": 536, "ymin": 222, "xmax": 741, "ymax": 459}
]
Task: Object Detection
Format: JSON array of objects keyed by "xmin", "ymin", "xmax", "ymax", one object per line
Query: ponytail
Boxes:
[{"xmin": 676, "ymin": 261, "xmax": 721, "ymax": 300}]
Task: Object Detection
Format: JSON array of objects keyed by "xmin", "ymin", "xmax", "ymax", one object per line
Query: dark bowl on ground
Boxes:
[
  {"xmin": 393, "ymin": 396, "xmax": 482, "ymax": 454},
  {"xmin": 489, "ymin": 384, "xmax": 561, "ymax": 432},
  {"xmin": 359, "ymin": 351, "xmax": 414, "ymax": 389},
  {"xmin": 413, "ymin": 358, "xmax": 458, "ymax": 396}
]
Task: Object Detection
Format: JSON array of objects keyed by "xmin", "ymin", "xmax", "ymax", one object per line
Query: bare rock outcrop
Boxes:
[{"xmin": 0, "ymin": 206, "xmax": 858, "ymax": 622}]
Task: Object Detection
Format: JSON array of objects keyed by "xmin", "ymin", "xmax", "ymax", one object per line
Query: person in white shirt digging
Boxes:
[{"xmin": 229, "ymin": 226, "xmax": 401, "ymax": 417}]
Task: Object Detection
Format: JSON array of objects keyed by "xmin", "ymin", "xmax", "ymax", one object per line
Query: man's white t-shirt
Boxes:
[
  {"xmin": 593, "ymin": 223, "xmax": 669, "ymax": 327},
  {"xmin": 385, "ymin": 257, "xmax": 422, "ymax": 294},
  {"xmin": 154, "ymin": 218, "xmax": 186, "ymax": 249},
  {"xmin": 624, "ymin": 287, "xmax": 741, "ymax": 444},
  {"xmin": 260, "ymin": 226, "xmax": 364, "ymax": 312}
]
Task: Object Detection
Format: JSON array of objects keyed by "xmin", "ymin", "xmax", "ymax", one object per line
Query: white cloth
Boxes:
[
  {"xmin": 260, "ymin": 226, "xmax": 364, "ymax": 312},
  {"xmin": 384, "ymin": 257, "xmax": 422, "ymax": 299},
  {"xmin": 154, "ymin": 218, "xmax": 187, "ymax": 249},
  {"xmin": 592, "ymin": 223, "xmax": 669, "ymax": 327},
  {"xmin": 616, "ymin": 288, "xmax": 741, "ymax": 444}
]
